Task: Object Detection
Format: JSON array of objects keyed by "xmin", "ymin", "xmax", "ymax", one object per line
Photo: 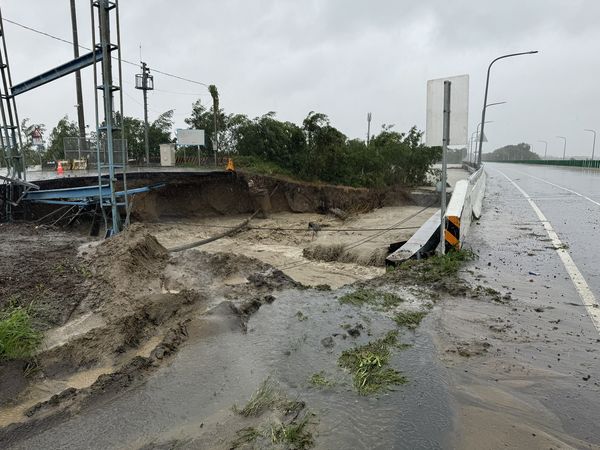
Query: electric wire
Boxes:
[
  {"xmin": 2, "ymin": 17, "xmax": 209, "ymax": 87},
  {"xmin": 279, "ymin": 202, "xmax": 437, "ymax": 271}
]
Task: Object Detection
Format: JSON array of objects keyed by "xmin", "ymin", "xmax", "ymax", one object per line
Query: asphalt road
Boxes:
[
  {"xmin": 485, "ymin": 162, "xmax": 600, "ymax": 316},
  {"xmin": 454, "ymin": 162, "xmax": 600, "ymax": 447}
]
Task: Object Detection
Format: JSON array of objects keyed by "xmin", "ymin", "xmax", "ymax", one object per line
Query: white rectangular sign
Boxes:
[
  {"xmin": 426, "ymin": 74, "xmax": 469, "ymax": 147},
  {"xmin": 177, "ymin": 129, "xmax": 205, "ymax": 146}
]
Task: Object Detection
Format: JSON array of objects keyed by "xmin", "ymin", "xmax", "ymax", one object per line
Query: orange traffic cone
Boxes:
[
  {"xmin": 226, "ymin": 158, "xmax": 235, "ymax": 172},
  {"xmin": 57, "ymin": 161, "xmax": 64, "ymax": 176}
]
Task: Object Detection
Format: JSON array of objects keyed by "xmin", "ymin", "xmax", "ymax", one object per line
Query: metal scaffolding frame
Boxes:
[{"xmin": 91, "ymin": 0, "xmax": 128, "ymax": 235}]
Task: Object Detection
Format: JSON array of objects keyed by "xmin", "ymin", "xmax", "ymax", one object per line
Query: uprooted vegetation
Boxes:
[
  {"xmin": 231, "ymin": 378, "xmax": 316, "ymax": 449},
  {"xmin": 393, "ymin": 310, "xmax": 428, "ymax": 329},
  {"xmin": 338, "ymin": 288, "xmax": 404, "ymax": 311},
  {"xmin": 338, "ymin": 331, "xmax": 408, "ymax": 395},
  {"xmin": 390, "ymin": 249, "xmax": 476, "ymax": 284},
  {"xmin": 309, "ymin": 371, "xmax": 335, "ymax": 388}
]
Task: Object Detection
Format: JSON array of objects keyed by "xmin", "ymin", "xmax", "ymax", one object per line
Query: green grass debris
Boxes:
[
  {"xmin": 270, "ymin": 413, "xmax": 314, "ymax": 449},
  {"xmin": 338, "ymin": 331, "xmax": 407, "ymax": 395},
  {"xmin": 392, "ymin": 311, "xmax": 428, "ymax": 329},
  {"xmin": 394, "ymin": 248, "xmax": 475, "ymax": 283},
  {"xmin": 233, "ymin": 378, "xmax": 280, "ymax": 417},
  {"xmin": 338, "ymin": 288, "xmax": 404, "ymax": 311},
  {"xmin": 0, "ymin": 305, "xmax": 42, "ymax": 361},
  {"xmin": 309, "ymin": 371, "xmax": 335, "ymax": 388},
  {"xmin": 231, "ymin": 427, "xmax": 261, "ymax": 449}
]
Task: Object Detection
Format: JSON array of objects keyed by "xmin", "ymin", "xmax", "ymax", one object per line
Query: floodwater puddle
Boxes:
[{"xmin": 7, "ymin": 288, "xmax": 454, "ymax": 449}]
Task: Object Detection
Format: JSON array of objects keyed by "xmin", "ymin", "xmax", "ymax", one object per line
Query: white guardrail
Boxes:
[{"xmin": 386, "ymin": 166, "xmax": 486, "ymax": 264}]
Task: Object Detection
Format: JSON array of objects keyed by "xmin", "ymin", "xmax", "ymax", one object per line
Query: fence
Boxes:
[
  {"xmin": 63, "ymin": 137, "xmax": 128, "ymax": 169},
  {"xmin": 491, "ymin": 159, "xmax": 600, "ymax": 169}
]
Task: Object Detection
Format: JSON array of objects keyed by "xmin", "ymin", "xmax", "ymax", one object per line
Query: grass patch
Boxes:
[
  {"xmin": 231, "ymin": 427, "xmax": 261, "ymax": 449},
  {"xmin": 392, "ymin": 311, "xmax": 428, "ymax": 329},
  {"xmin": 338, "ymin": 288, "xmax": 404, "ymax": 311},
  {"xmin": 0, "ymin": 305, "xmax": 43, "ymax": 361},
  {"xmin": 309, "ymin": 371, "xmax": 335, "ymax": 388},
  {"xmin": 395, "ymin": 248, "xmax": 476, "ymax": 283},
  {"xmin": 233, "ymin": 378, "xmax": 280, "ymax": 417},
  {"xmin": 270, "ymin": 414, "xmax": 314, "ymax": 449},
  {"xmin": 338, "ymin": 331, "xmax": 407, "ymax": 395}
]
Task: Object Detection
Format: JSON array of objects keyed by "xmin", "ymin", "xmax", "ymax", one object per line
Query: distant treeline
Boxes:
[{"xmin": 482, "ymin": 143, "xmax": 539, "ymax": 161}]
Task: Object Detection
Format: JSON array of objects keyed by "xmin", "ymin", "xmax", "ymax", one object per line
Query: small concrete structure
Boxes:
[{"xmin": 160, "ymin": 144, "xmax": 176, "ymax": 167}]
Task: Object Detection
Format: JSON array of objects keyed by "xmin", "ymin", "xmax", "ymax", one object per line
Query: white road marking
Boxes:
[
  {"xmin": 512, "ymin": 168, "xmax": 600, "ymax": 207},
  {"xmin": 495, "ymin": 168, "xmax": 600, "ymax": 335}
]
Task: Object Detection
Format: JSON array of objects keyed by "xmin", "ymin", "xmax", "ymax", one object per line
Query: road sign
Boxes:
[
  {"xmin": 426, "ymin": 74, "xmax": 469, "ymax": 146},
  {"xmin": 177, "ymin": 129, "xmax": 205, "ymax": 146}
]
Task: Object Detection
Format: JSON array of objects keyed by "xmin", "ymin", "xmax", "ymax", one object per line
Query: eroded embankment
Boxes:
[{"xmin": 0, "ymin": 224, "xmax": 303, "ymax": 436}]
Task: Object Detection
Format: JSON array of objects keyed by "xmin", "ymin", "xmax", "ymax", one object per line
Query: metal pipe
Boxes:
[
  {"xmin": 477, "ymin": 51, "xmax": 538, "ymax": 167},
  {"xmin": 439, "ymin": 80, "xmax": 451, "ymax": 256}
]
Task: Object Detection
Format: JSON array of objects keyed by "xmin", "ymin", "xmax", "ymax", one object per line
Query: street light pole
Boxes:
[
  {"xmin": 584, "ymin": 129, "xmax": 596, "ymax": 160},
  {"xmin": 537, "ymin": 140, "xmax": 548, "ymax": 159},
  {"xmin": 556, "ymin": 136, "xmax": 567, "ymax": 160},
  {"xmin": 477, "ymin": 51, "xmax": 538, "ymax": 167}
]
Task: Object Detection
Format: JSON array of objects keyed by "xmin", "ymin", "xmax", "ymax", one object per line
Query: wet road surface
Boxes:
[{"xmin": 453, "ymin": 163, "xmax": 600, "ymax": 448}]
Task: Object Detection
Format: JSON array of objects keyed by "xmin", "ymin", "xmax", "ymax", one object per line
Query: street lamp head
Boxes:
[{"xmin": 528, "ymin": 50, "xmax": 539, "ymax": 54}]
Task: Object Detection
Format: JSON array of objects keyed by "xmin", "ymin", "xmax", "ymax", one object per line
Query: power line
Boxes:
[{"xmin": 2, "ymin": 17, "xmax": 209, "ymax": 87}]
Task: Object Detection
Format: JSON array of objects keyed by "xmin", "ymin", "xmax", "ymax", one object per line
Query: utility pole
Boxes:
[
  {"xmin": 538, "ymin": 140, "xmax": 548, "ymax": 159},
  {"xmin": 69, "ymin": 0, "xmax": 85, "ymax": 147},
  {"xmin": 135, "ymin": 62, "xmax": 153, "ymax": 164},
  {"xmin": 557, "ymin": 136, "xmax": 567, "ymax": 160},
  {"xmin": 584, "ymin": 129, "xmax": 596, "ymax": 160},
  {"xmin": 366, "ymin": 112, "xmax": 372, "ymax": 146},
  {"xmin": 439, "ymin": 80, "xmax": 451, "ymax": 256}
]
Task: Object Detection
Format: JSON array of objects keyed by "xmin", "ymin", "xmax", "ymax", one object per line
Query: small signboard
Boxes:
[
  {"xmin": 177, "ymin": 129, "xmax": 205, "ymax": 146},
  {"xmin": 426, "ymin": 74, "xmax": 469, "ymax": 147}
]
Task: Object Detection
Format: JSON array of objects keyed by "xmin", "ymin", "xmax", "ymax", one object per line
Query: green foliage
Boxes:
[
  {"xmin": 182, "ymin": 101, "xmax": 439, "ymax": 187},
  {"xmin": 234, "ymin": 378, "xmax": 280, "ymax": 417},
  {"xmin": 117, "ymin": 110, "xmax": 173, "ymax": 162},
  {"xmin": 483, "ymin": 142, "xmax": 539, "ymax": 161},
  {"xmin": 270, "ymin": 414, "xmax": 314, "ymax": 448},
  {"xmin": 0, "ymin": 306, "xmax": 42, "ymax": 360},
  {"xmin": 309, "ymin": 371, "xmax": 335, "ymax": 387},
  {"xmin": 338, "ymin": 288, "xmax": 404, "ymax": 310},
  {"xmin": 19, "ymin": 118, "xmax": 46, "ymax": 166},
  {"xmin": 46, "ymin": 115, "xmax": 79, "ymax": 162},
  {"xmin": 392, "ymin": 311, "xmax": 428, "ymax": 329},
  {"xmin": 396, "ymin": 248, "xmax": 475, "ymax": 283},
  {"xmin": 338, "ymin": 331, "xmax": 407, "ymax": 395}
]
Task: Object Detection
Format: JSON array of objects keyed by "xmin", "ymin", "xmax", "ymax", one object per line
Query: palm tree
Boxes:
[{"xmin": 208, "ymin": 84, "xmax": 219, "ymax": 164}]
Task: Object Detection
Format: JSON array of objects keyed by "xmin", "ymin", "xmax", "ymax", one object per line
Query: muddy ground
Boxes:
[{"xmin": 2, "ymin": 167, "xmax": 598, "ymax": 449}]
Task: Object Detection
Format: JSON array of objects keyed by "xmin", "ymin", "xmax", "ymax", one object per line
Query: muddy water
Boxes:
[
  {"xmin": 147, "ymin": 207, "xmax": 438, "ymax": 289},
  {"xmin": 7, "ymin": 289, "xmax": 453, "ymax": 449}
]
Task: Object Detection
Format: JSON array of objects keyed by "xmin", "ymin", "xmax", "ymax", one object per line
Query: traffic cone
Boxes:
[
  {"xmin": 57, "ymin": 161, "xmax": 64, "ymax": 176},
  {"xmin": 226, "ymin": 158, "xmax": 235, "ymax": 172}
]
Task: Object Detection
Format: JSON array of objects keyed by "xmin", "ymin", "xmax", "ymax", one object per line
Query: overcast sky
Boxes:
[{"xmin": 2, "ymin": 0, "xmax": 599, "ymax": 158}]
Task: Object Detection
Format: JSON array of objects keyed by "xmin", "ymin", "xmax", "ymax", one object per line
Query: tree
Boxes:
[
  {"xmin": 208, "ymin": 85, "xmax": 219, "ymax": 155},
  {"xmin": 483, "ymin": 143, "xmax": 538, "ymax": 161},
  {"xmin": 184, "ymin": 100, "xmax": 226, "ymax": 152},
  {"xmin": 19, "ymin": 118, "xmax": 46, "ymax": 166},
  {"xmin": 117, "ymin": 110, "xmax": 173, "ymax": 162},
  {"xmin": 46, "ymin": 115, "xmax": 78, "ymax": 162}
]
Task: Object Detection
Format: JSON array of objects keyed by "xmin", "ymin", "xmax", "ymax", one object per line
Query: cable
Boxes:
[
  {"xmin": 3, "ymin": 17, "xmax": 209, "ymax": 87},
  {"xmin": 279, "ymin": 203, "xmax": 437, "ymax": 271},
  {"xmin": 155, "ymin": 221, "xmax": 421, "ymax": 232}
]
